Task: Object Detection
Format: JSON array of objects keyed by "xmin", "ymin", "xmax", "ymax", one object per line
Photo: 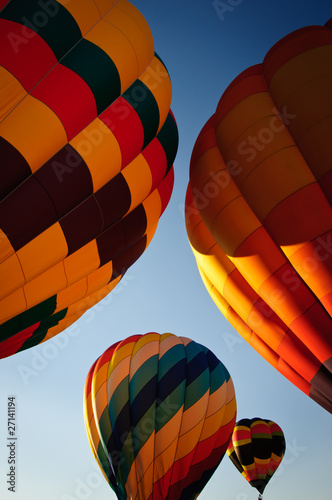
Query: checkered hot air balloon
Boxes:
[
  {"xmin": 227, "ymin": 417, "xmax": 286, "ymax": 499},
  {"xmin": 0, "ymin": 0, "xmax": 178, "ymax": 358},
  {"xmin": 84, "ymin": 332, "xmax": 237, "ymax": 499}
]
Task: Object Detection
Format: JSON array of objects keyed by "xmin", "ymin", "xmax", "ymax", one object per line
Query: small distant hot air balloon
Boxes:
[
  {"xmin": 227, "ymin": 417, "xmax": 286, "ymax": 499},
  {"xmin": 185, "ymin": 19, "xmax": 332, "ymax": 413},
  {"xmin": 84, "ymin": 332, "xmax": 237, "ymax": 499},
  {"xmin": 0, "ymin": 0, "xmax": 178, "ymax": 358}
]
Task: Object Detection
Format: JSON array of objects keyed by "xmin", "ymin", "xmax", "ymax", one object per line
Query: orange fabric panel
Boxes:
[
  {"xmin": 212, "ymin": 197, "xmax": 261, "ymax": 256},
  {"xmin": 249, "ymin": 332, "xmax": 279, "ymax": 368},
  {"xmin": 122, "ymin": 154, "xmax": 152, "ymax": 211},
  {"xmin": 104, "ymin": 0, "xmax": 154, "ymax": 75},
  {"xmin": 0, "ymin": 67, "xmax": 27, "ymax": 122},
  {"xmin": 16, "ymin": 223, "xmax": 68, "ymax": 283},
  {"xmin": 0, "ymin": 230, "xmax": 14, "ymax": 263},
  {"xmin": 58, "ymin": 0, "xmax": 102, "ymax": 35},
  {"xmin": 64, "ymin": 240, "xmax": 100, "ymax": 286},
  {"xmin": 277, "ymin": 333, "xmax": 320, "ymax": 382},
  {"xmin": 140, "ymin": 56, "xmax": 172, "ymax": 132},
  {"xmin": 0, "ymin": 288, "xmax": 26, "ymax": 324},
  {"xmin": 232, "ymin": 226, "xmax": 285, "ymax": 288},
  {"xmin": 70, "ymin": 118, "xmax": 122, "ymax": 192},
  {"xmin": 0, "ymin": 95, "xmax": 67, "ymax": 173},
  {"xmin": 0, "ymin": 254, "xmax": 25, "ymax": 300},
  {"xmin": 92, "ymin": 0, "xmax": 118, "ymax": 17},
  {"xmin": 276, "ymin": 358, "xmax": 311, "ymax": 395},
  {"xmin": 240, "ymin": 148, "xmax": 315, "ymax": 221},
  {"xmin": 24, "ymin": 262, "xmax": 67, "ymax": 310}
]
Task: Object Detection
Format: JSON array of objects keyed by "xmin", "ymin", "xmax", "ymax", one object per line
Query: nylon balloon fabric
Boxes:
[
  {"xmin": 84, "ymin": 332, "xmax": 237, "ymax": 499},
  {"xmin": 227, "ymin": 418, "xmax": 285, "ymax": 498},
  {"xmin": 185, "ymin": 19, "xmax": 332, "ymax": 413},
  {"xmin": 0, "ymin": 0, "xmax": 178, "ymax": 358}
]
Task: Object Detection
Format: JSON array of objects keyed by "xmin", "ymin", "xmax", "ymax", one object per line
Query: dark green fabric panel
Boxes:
[
  {"xmin": 61, "ymin": 38, "xmax": 121, "ymax": 115},
  {"xmin": 123, "ymin": 80, "xmax": 160, "ymax": 149},
  {"xmin": 0, "ymin": 295, "xmax": 57, "ymax": 340},
  {"xmin": 157, "ymin": 112, "xmax": 179, "ymax": 173},
  {"xmin": 17, "ymin": 306, "xmax": 67, "ymax": 352},
  {"xmin": 1, "ymin": 0, "xmax": 82, "ymax": 60}
]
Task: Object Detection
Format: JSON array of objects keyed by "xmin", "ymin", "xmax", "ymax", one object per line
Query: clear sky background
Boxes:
[{"xmin": 0, "ymin": 1, "xmax": 331, "ymax": 499}]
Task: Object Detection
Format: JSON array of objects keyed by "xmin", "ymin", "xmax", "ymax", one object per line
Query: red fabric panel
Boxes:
[
  {"xmin": 157, "ymin": 167, "xmax": 174, "ymax": 216},
  {"xmin": 0, "ymin": 322, "xmax": 39, "ymax": 357},
  {"xmin": 0, "ymin": 19, "xmax": 57, "ymax": 90},
  {"xmin": 31, "ymin": 63, "xmax": 97, "ymax": 141},
  {"xmin": 142, "ymin": 138, "xmax": 167, "ymax": 193},
  {"xmin": 100, "ymin": 97, "xmax": 144, "ymax": 168}
]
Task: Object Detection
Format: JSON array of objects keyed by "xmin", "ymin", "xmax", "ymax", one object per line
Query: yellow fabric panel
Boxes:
[
  {"xmin": 24, "ymin": 262, "xmax": 67, "ymax": 310},
  {"xmin": 0, "ymin": 67, "xmax": 27, "ymax": 122},
  {"xmin": 16, "ymin": 223, "xmax": 68, "ymax": 283},
  {"xmin": 70, "ymin": 118, "xmax": 122, "ymax": 192},
  {"xmin": 64, "ymin": 240, "xmax": 100, "ymax": 286},
  {"xmin": 0, "ymin": 95, "xmax": 67, "ymax": 173},
  {"xmin": 193, "ymin": 244, "xmax": 235, "ymax": 295},
  {"xmin": 215, "ymin": 92, "xmax": 272, "ymax": 154},
  {"xmin": 108, "ymin": 340, "xmax": 136, "ymax": 376},
  {"xmin": 92, "ymin": 362, "xmax": 109, "ymax": 402},
  {"xmin": 268, "ymin": 45, "xmax": 332, "ymax": 110},
  {"xmin": 198, "ymin": 265, "xmax": 232, "ymax": 318},
  {"xmin": 140, "ymin": 56, "xmax": 172, "ymax": 133},
  {"xmin": 179, "ymin": 393, "xmax": 209, "ymax": 436},
  {"xmin": 57, "ymin": 0, "xmax": 101, "ymax": 35},
  {"xmin": 211, "ymin": 197, "xmax": 261, "ymax": 256},
  {"xmin": 131, "ymin": 332, "xmax": 160, "ymax": 358},
  {"xmin": 0, "ymin": 288, "xmax": 26, "ymax": 324},
  {"xmin": 122, "ymin": 155, "xmax": 152, "ymax": 212},
  {"xmin": 92, "ymin": 0, "xmax": 118, "ymax": 17},
  {"xmin": 0, "ymin": 254, "xmax": 25, "ymax": 300},
  {"xmin": 298, "ymin": 115, "xmax": 332, "ymax": 180},
  {"xmin": 86, "ymin": 262, "xmax": 114, "ymax": 295},
  {"xmin": 0, "ymin": 230, "xmax": 14, "ymax": 263},
  {"xmin": 104, "ymin": 0, "xmax": 154, "ymax": 76},
  {"xmin": 241, "ymin": 147, "xmax": 316, "ymax": 221}
]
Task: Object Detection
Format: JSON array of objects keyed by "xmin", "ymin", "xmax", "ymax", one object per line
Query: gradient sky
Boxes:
[{"xmin": 0, "ymin": 1, "xmax": 331, "ymax": 499}]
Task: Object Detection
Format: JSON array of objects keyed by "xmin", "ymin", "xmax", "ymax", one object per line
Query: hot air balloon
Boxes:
[
  {"xmin": 84, "ymin": 332, "xmax": 237, "ymax": 499},
  {"xmin": 185, "ymin": 19, "xmax": 332, "ymax": 413},
  {"xmin": 227, "ymin": 417, "xmax": 286, "ymax": 499},
  {"xmin": 0, "ymin": 0, "xmax": 178, "ymax": 358}
]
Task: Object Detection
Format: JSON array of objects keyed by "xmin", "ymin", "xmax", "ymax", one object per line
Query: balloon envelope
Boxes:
[
  {"xmin": 227, "ymin": 417, "xmax": 286, "ymax": 496},
  {"xmin": 0, "ymin": 0, "xmax": 178, "ymax": 358},
  {"xmin": 84, "ymin": 332, "xmax": 237, "ymax": 499},
  {"xmin": 185, "ymin": 19, "xmax": 332, "ymax": 413}
]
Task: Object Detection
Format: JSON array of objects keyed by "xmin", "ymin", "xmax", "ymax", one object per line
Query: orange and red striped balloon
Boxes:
[{"xmin": 185, "ymin": 19, "xmax": 332, "ymax": 413}]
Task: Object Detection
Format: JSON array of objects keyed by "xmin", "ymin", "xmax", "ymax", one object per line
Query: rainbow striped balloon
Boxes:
[
  {"xmin": 84, "ymin": 332, "xmax": 237, "ymax": 499},
  {"xmin": 227, "ymin": 417, "xmax": 286, "ymax": 498}
]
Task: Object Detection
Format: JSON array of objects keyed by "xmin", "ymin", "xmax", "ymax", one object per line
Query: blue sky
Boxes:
[{"xmin": 0, "ymin": 1, "xmax": 331, "ymax": 499}]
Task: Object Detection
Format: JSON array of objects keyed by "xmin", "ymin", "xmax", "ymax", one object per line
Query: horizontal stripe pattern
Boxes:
[
  {"xmin": 185, "ymin": 20, "xmax": 332, "ymax": 414},
  {"xmin": 227, "ymin": 418, "xmax": 285, "ymax": 495},
  {"xmin": 84, "ymin": 332, "xmax": 237, "ymax": 499},
  {"xmin": 0, "ymin": 0, "xmax": 178, "ymax": 358}
]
